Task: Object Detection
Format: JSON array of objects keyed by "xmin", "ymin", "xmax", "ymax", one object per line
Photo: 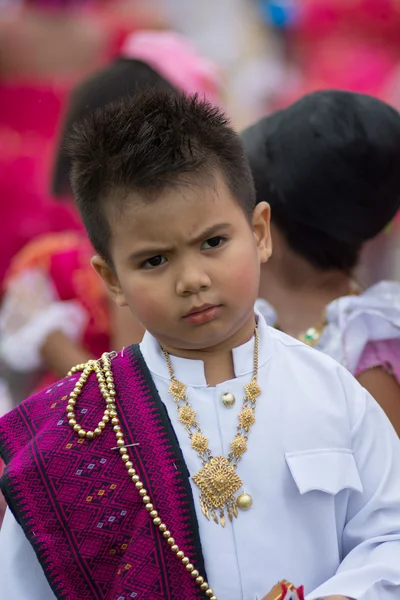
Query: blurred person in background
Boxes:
[{"xmin": 243, "ymin": 90, "xmax": 400, "ymax": 434}]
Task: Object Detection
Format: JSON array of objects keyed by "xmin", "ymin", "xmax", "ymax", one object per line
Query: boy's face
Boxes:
[{"xmin": 93, "ymin": 172, "xmax": 271, "ymax": 353}]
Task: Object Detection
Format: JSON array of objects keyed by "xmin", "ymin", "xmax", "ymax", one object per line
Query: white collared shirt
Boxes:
[{"xmin": 1, "ymin": 314, "xmax": 400, "ymax": 599}]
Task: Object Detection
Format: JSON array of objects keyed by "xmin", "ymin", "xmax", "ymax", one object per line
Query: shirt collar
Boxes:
[{"xmin": 139, "ymin": 310, "xmax": 272, "ymax": 387}]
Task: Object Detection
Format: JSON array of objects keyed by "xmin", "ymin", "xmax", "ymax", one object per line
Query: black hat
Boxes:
[{"xmin": 242, "ymin": 90, "xmax": 400, "ymax": 243}]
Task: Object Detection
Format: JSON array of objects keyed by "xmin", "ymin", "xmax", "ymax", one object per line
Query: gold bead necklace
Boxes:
[
  {"xmin": 162, "ymin": 325, "xmax": 261, "ymax": 527},
  {"xmin": 66, "ymin": 353, "xmax": 217, "ymax": 600}
]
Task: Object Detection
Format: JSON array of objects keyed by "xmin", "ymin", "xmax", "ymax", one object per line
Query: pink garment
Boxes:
[
  {"xmin": 355, "ymin": 339, "xmax": 400, "ymax": 382},
  {"xmin": 0, "ymin": 83, "xmax": 83, "ymax": 289},
  {"xmin": 281, "ymin": 0, "xmax": 400, "ymax": 107},
  {"xmin": 121, "ymin": 30, "xmax": 221, "ymax": 106}
]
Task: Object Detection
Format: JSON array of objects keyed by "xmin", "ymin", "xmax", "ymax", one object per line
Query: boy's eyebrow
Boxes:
[
  {"xmin": 128, "ymin": 222, "xmax": 232, "ymax": 262},
  {"xmin": 189, "ymin": 222, "xmax": 231, "ymax": 245}
]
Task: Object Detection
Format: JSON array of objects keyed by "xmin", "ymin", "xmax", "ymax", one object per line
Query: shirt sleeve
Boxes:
[
  {"xmin": 0, "ymin": 508, "xmax": 56, "ymax": 599},
  {"xmin": 307, "ymin": 388, "xmax": 400, "ymax": 600}
]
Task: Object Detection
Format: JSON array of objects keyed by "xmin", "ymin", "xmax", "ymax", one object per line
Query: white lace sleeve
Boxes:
[
  {"xmin": 0, "ymin": 268, "xmax": 88, "ymax": 373},
  {"xmin": 321, "ymin": 281, "xmax": 400, "ymax": 373}
]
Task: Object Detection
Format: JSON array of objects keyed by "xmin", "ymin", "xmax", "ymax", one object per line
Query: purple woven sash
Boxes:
[{"xmin": 0, "ymin": 345, "xmax": 206, "ymax": 599}]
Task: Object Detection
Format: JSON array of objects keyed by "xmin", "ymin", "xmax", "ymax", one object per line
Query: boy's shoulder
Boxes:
[
  {"xmin": 267, "ymin": 324, "xmax": 339, "ymax": 368},
  {"xmin": 265, "ymin": 325, "xmax": 367, "ymax": 428}
]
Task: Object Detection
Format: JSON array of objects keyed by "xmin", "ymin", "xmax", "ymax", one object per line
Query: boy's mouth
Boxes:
[{"xmin": 182, "ymin": 304, "xmax": 222, "ymax": 325}]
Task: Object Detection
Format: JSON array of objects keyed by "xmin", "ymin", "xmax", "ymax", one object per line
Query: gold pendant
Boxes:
[
  {"xmin": 221, "ymin": 392, "xmax": 235, "ymax": 408},
  {"xmin": 192, "ymin": 456, "xmax": 242, "ymax": 526}
]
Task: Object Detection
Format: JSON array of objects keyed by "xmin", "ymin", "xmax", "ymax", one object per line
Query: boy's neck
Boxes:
[
  {"xmin": 160, "ymin": 311, "xmax": 256, "ymax": 386},
  {"xmin": 259, "ymin": 259, "xmax": 354, "ymax": 339}
]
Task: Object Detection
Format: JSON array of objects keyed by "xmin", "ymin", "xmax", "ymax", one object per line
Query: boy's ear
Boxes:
[
  {"xmin": 253, "ymin": 201, "xmax": 272, "ymax": 263},
  {"xmin": 91, "ymin": 255, "xmax": 128, "ymax": 307}
]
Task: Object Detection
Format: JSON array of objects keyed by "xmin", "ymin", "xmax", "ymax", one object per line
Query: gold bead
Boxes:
[
  {"xmin": 125, "ymin": 461, "xmax": 133, "ymax": 469},
  {"xmin": 127, "ymin": 468, "xmax": 136, "ymax": 476},
  {"xmin": 181, "ymin": 557, "xmax": 189, "ymax": 565},
  {"xmin": 73, "ymin": 424, "xmax": 81, "ymax": 432},
  {"xmin": 66, "ymin": 405, "xmax": 74, "ymax": 413},
  {"xmin": 205, "ymin": 590, "xmax": 214, "ymax": 598},
  {"xmin": 119, "ymin": 448, "xmax": 128, "ymax": 455},
  {"xmin": 94, "ymin": 428, "xmax": 102, "ymax": 436},
  {"xmin": 110, "ymin": 410, "xmax": 117, "ymax": 417},
  {"xmin": 236, "ymin": 493, "xmax": 253, "ymax": 511},
  {"xmin": 201, "ymin": 583, "xmax": 208, "ymax": 591},
  {"xmin": 143, "ymin": 496, "xmax": 151, "ymax": 504},
  {"xmin": 116, "ymin": 439, "xmax": 125, "ymax": 447},
  {"xmin": 163, "ymin": 531, "xmax": 171, "ymax": 539},
  {"xmin": 191, "ymin": 570, "xmax": 199, "ymax": 578},
  {"xmin": 135, "ymin": 482, "xmax": 143, "ymax": 490},
  {"xmin": 111, "ymin": 418, "xmax": 119, "ymax": 426},
  {"xmin": 113, "ymin": 425, "xmax": 121, "ymax": 432},
  {"xmin": 68, "ymin": 419, "xmax": 77, "ymax": 427},
  {"xmin": 159, "ymin": 524, "xmax": 167, "ymax": 533},
  {"xmin": 185, "ymin": 564, "xmax": 194, "ymax": 572},
  {"xmin": 196, "ymin": 576, "xmax": 204, "ymax": 585},
  {"xmin": 116, "ymin": 431, "xmax": 124, "ymax": 439},
  {"xmin": 67, "ymin": 399, "xmax": 76, "ymax": 406},
  {"xmin": 132, "ymin": 475, "xmax": 139, "ymax": 483},
  {"xmin": 78, "ymin": 430, "xmax": 86, "ymax": 438},
  {"xmin": 70, "ymin": 392, "xmax": 77, "ymax": 399},
  {"xmin": 109, "ymin": 389, "xmax": 116, "ymax": 397},
  {"xmin": 153, "ymin": 517, "xmax": 161, "ymax": 526},
  {"xmin": 150, "ymin": 510, "xmax": 158, "ymax": 519},
  {"xmin": 139, "ymin": 489, "xmax": 147, "ymax": 496},
  {"xmin": 176, "ymin": 551, "xmax": 184, "ymax": 559},
  {"xmin": 86, "ymin": 431, "xmax": 94, "ymax": 440},
  {"xmin": 145, "ymin": 503, "xmax": 153, "ymax": 511},
  {"xmin": 122, "ymin": 455, "xmax": 129, "ymax": 462},
  {"xmin": 210, "ymin": 596, "xmax": 217, "ymax": 600},
  {"xmin": 167, "ymin": 537, "xmax": 175, "ymax": 546},
  {"xmin": 171, "ymin": 545, "xmax": 179, "ymax": 553},
  {"xmin": 103, "ymin": 415, "xmax": 110, "ymax": 423}
]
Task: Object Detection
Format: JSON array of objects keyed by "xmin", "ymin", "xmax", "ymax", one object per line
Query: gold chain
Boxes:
[
  {"xmin": 66, "ymin": 354, "xmax": 217, "ymax": 600},
  {"xmin": 161, "ymin": 325, "xmax": 261, "ymax": 526}
]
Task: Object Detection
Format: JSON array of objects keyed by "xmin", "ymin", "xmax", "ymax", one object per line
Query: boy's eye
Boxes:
[
  {"xmin": 202, "ymin": 236, "xmax": 226, "ymax": 250},
  {"xmin": 142, "ymin": 255, "xmax": 166, "ymax": 269}
]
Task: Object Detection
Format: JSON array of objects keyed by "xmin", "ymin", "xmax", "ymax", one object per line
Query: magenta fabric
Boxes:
[
  {"xmin": 0, "ymin": 346, "xmax": 206, "ymax": 599},
  {"xmin": 355, "ymin": 339, "xmax": 400, "ymax": 382}
]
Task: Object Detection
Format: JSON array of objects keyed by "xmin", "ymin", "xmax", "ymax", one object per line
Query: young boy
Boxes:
[{"xmin": 0, "ymin": 90, "xmax": 400, "ymax": 600}]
